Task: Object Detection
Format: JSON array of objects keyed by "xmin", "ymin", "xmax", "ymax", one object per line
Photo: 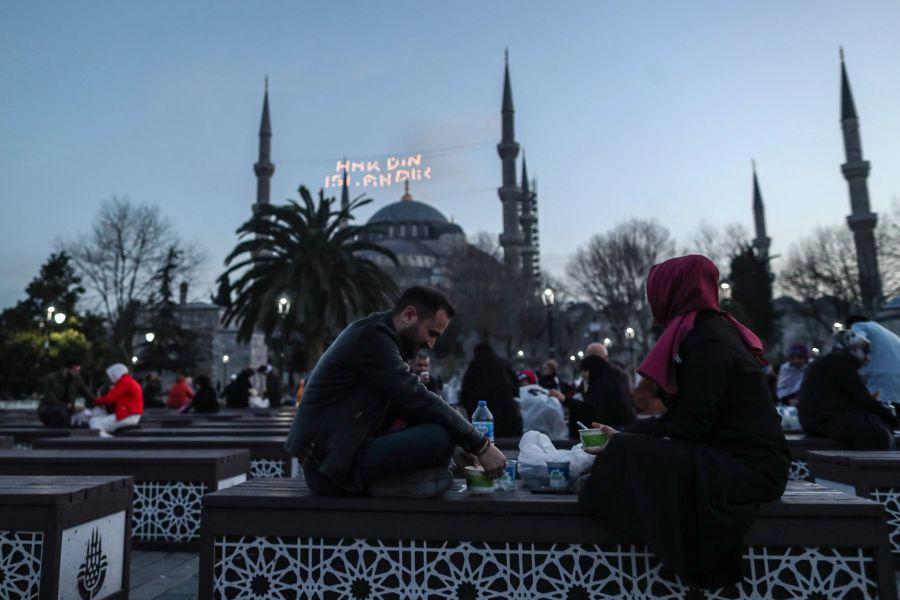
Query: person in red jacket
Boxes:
[
  {"xmin": 166, "ymin": 374, "xmax": 194, "ymax": 410},
  {"xmin": 90, "ymin": 363, "xmax": 143, "ymax": 437}
]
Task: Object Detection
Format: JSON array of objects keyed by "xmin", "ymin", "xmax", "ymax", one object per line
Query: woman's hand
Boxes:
[{"xmin": 582, "ymin": 422, "xmax": 619, "ymax": 455}]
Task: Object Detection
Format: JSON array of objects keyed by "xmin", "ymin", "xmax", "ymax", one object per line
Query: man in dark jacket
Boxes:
[
  {"xmin": 38, "ymin": 360, "xmax": 95, "ymax": 428},
  {"xmin": 798, "ymin": 329, "xmax": 898, "ymax": 450},
  {"xmin": 285, "ymin": 286, "xmax": 507, "ymax": 497}
]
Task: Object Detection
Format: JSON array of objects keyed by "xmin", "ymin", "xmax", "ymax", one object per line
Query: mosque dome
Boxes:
[{"xmin": 367, "ymin": 182, "xmax": 449, "ymax": 227}]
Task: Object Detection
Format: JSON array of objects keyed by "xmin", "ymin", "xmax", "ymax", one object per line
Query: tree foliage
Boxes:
[
  {"xmin": 567, "ymin": 219, "xmax": 676, "ymax": 354},
  {"xmin": 63, "ymin": 196, "xmax": 204, "ymax": 358},
  {"xmin": 219, "ymin": 186, "xmax": 397, "ymax": 370},
  {"xmin": 138, "ymin": 246, "xmax": 198, "ymax": 373}
]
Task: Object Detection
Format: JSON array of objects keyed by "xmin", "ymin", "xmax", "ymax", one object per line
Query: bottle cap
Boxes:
[{"xmin": 477, "ymin": 400, "xmax": 487, "ymax": 406}]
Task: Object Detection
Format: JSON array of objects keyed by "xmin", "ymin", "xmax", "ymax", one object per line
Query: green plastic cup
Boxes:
[
  {"xmin": 579, "ymin": 428, "xmax": 610, "ymax": 449},
  {"xmin": 465, "ymin": 466, "xmax": 495, "ymax": 494}
]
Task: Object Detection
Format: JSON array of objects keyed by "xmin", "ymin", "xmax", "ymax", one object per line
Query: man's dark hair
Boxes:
[
  {"xmin": 415, "ymin": 350, "xmax": 431, "ymax": 360},
  {"xmin": 64, "ymin": 359, "xmax": 80, "ymax": 369},
  {"xmin": 845, "ymin": 314, "xmax": 869, "ymax": 328},
  {"xmin": 392, "ymin": 286, "xmax": 456, "ymax": 320}
]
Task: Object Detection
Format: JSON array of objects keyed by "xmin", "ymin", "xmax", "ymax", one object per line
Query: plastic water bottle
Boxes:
[{"xmin": 472, "ymin": 400, "xmax": 494, "ymax": 442}]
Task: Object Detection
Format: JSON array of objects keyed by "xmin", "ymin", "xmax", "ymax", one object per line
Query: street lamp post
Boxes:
[
  {"xmin": 42, "ymin": 305, "xmax": 66, "ymax": 358},
  {"xmin": 541, "ymin": 288, "xmax": 555, "ymax": 358},
  {"xmin": 276, "ymin": 296, "xmax": 290, "ymax": 388},
  {"xmin": 221, "ymin": 354, "xmax": 230, "ymax": 388},
  {"xmin": 624, "ymin": 326, "xmax": 636, "ymax": 385}
]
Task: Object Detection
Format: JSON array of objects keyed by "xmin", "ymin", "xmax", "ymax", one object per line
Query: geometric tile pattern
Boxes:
[
  {"xmin": 870, "ymin": 487, "xmax": 900, "ymax": 555},
  {"xmin": 788, "ymin": 459, "xmax": 811, "ymax": 482},
  {"xmin": 133, "ymin": 481, "xmax": 207, "ymax": 543},
  {"xmin": 249, "ymin": 459, "xmax": 286, "ymax": 479},
  {"xmin": 212, "ymin": 537, "xmax": 878, "ymax": 599},
  {"xmin": 0, "ymin": 531, "xmax": 42, "ymax": 600}
]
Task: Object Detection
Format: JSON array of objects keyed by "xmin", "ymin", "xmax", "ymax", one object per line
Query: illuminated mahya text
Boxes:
[{"xmin": 324, "ymin": 154, "xmax": 432, "ymax": 189}]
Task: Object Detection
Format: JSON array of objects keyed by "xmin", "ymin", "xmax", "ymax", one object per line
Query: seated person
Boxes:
[
  {"xmin": 578, "ymin": 255, "xmax": 790, "ymax": 589},
  {"xmin": 567, "ymin": 354, "xmax": 636, "ymax": 432},
  {"xmin": 187, "ymin": 374, "xmax": 219, "ymax": 413},
  {"xmin": 38, "ymin": 359, "xmax": 95, "ymax": 428},
  {"xmin": 848, "ymin": 315, "xmax": 900, "ymax": 405},
  {"xmin": 409, "ymin": 350, "xmax": 442, "ymax": 394},
  {"xmin": 798, "ymin": 329, "xmax": 897, "ymax": 450},
  {"xmin": 516, "ymin": 369, "xmax": 568, "ymax": 439},
  {"xmin": 285, "ymin": 286, "xmax": 506, "ymax": 498},
  {"xmin": 166, "ymin": 374, "xmax": 194, "ymax": 410},
  {"xmin": 460, "ymin": 343, "xmax": 523, "ymax": 438},
  {"xmin": 632, "ymin": 376, "xmax": 666, "ymax": 416},
  {"xmin": 776, "ymin": 344, "xmax": 809, "ymax": 405},
  {"xmin": 90, "ymin": 363, "xmax": 143, "ymax": 436},
  {"xmin": 538, "ymin": 359, "xmax": 561, "ymax": 391}
]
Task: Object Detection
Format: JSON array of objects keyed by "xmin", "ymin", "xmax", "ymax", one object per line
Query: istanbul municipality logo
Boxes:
[{"xmin": 76, "ymin": 528, "xmax": 108, "ymax": 599}]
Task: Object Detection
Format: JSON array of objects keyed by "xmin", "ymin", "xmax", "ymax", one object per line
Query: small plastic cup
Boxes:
[
  {"xmin": 579, "ymin": 428, "xmax": 610, "ymax": 450},
  {"xmin": 498, "ymin": 459, "xmax": 518, "ymax": 491},
  {"xmin": 546, "ymin": 460, "xmax": 570, "ymax": 489},
  {"xmin": 465, "ymin": 466, "xmax": 495, "ymax": 494}
]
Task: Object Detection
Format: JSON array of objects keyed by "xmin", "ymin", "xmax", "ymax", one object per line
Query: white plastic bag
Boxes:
[
  {"xmin": 517, "ymin": 385, "xmax": 569, "ymax": 439},
  {"xmin": 517, "ymin": 430, "xmax": 595, "ymax": 487}
]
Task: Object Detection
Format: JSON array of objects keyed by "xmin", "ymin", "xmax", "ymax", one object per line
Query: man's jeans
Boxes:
[{"xmin": 303, "ymin": 423, "xmax": 455, "ymax": 495}]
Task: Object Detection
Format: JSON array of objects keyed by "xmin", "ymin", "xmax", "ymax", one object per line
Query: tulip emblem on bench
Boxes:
[{"xmin": 77, "ymin": 528, "xmax": 108, "ymax": 599}]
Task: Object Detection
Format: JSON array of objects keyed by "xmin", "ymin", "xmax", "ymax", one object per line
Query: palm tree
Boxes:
[{"xmin": 220, "ymin": 185, "xmax": 398, "ymax": 369}]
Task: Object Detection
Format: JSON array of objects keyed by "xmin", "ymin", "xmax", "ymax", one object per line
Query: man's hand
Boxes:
[
  {"xmin": 582, "ymin": 422, "xmax": 619, "ymax": 456},
  {"xmin": 475, "ymin": 444, "xmax": 507, "ymax": 479},
  {"xmin": 548, "ymin": 389, "xmax": 565, "ymax": 401}
]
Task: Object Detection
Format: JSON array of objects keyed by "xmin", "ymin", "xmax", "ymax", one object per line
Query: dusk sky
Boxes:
[{"xmin": 3, "ymin": 2, "xmax": 900, "ymax": 309}]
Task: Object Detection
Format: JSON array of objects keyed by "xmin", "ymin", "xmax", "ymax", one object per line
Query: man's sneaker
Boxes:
[{"xmin": 368, "ymin": 467, "xmax": 453, "ymax": 499}]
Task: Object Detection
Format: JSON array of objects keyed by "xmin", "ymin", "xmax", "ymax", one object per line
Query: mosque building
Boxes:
[{"xmin": 249, "ymin": 53, "xmax": 542, "ymax": 291}]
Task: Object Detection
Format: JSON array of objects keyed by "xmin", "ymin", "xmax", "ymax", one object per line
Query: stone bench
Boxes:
[
  {"xmin": 0, "ymin": 475, "xmax": 133, "ymax": 600},
  {"xmin": 0, "ymin": 427, "xmax": 100, "ymax": 450},
  {"xmin": 200, "ymin": 479, "xmax": 896, "ymax": 599},
  {"xmin": 34, "ymin": 436, "xmax": 298, "ymax": 479},
  {"xmin": 807, "ymin": 450, "xmax": 900, "ymax": 559},
  {"xmin": 118, "ymin": 426, "xmax": 290, "ymax": 438},
  {"xmin": 0, "ymin": 449, "xmax": 249, "ymax": 550},
  {"xmin": 784, "ymin": 434, "xmax": 844, "ymax": 481}
]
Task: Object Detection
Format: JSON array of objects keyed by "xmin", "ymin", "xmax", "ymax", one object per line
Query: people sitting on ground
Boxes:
[
  {"xmin": 798, "ymin": 329, "xmax": 897, "ymax": 450},
  {"xmin": 409, "ymin": 350, "xmax": 443, "ymax": 394},
  {"xmin": 186, "ymin": 374, "xmax": 219, "ymax": 413},
  {"xmin": 460, "ymin": 343, "xmax": 523, "ymax": 438},
  {"xmin": 567, "ymin": 354, "xmax": 636, "ymax": 433},
  {"xmin": 285, "ymin": 286, "xmax": 506, "ymax": 498},
  {"xmin": 90, "ymin": 363, "xmax": 144, "ymax": 437},
  {"xmin": 166, "ymin": 374, "xmax": 194, "ymax": 410},
  {"xmin": 848, "ymin": 315, "xmax": 900, "ymax": 405},
  {"xmin": 578, "ymin": 255, "xmax": 790, "ymax": 589},
  {"xmin": 223, "ymin": 368, "xmax": 254, "ymax": 408},
  {"xmin": 632, "ymin": 376, "xmax": 666, "ymax": 416},
  {"xmin": 538, "ymin": 359, "xmax": 561, "ymax": 391},
  {"xmin": 776, "ymin": 343, "xmax": 809, "ymax": 406},
  {"xmin": 141, "ymin": 372, "xmax": 164, "ymax": 408},
  {"xmin": 516, "ymin": 369, "xmax": 568, "ymax": 439},
  {"xmin": 258, "ymin": 364, "xmax": 282, "ymax": 408},
  {"xmin": 38, "ymin": 359, "xmax": 95, "ymax": 428}
]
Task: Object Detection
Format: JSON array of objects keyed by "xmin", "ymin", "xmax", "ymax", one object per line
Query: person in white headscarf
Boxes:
[
  {"xmin": 89, "ymin": 363, "xmax": 144, "ymax": 437},
  {"xmin": 848, "ymin": 315, "xmax": 900, "ymax": 404}
]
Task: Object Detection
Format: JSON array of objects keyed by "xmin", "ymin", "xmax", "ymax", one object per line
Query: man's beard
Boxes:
[{"xmin": 397, "ymin": 325, "xmax": 419, "ymax": 360}]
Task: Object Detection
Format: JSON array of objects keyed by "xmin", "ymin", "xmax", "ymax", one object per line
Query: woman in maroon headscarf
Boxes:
[{"xmin": 577, "ymin": 255, "xmax": 790, "ymax": 589}]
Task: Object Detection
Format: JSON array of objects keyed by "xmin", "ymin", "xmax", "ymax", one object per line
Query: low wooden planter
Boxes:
[
  {"xmin": 36, "ymin": 436, "xmax": 298, "ymax": 479},
  {"xmin": 200, "ymin": 479, "xmax": 896, "ymax": 599},
  {"xmin": 0, "ymin": 448, "xmax": 249, "ymax": 550},
  {"xmin": 0, "ymin": 475, "xmax": 133, "ymax": 600},
  {"xmin": 808, "ymin": 450, "xmax": 900, "ymax": 559}
]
